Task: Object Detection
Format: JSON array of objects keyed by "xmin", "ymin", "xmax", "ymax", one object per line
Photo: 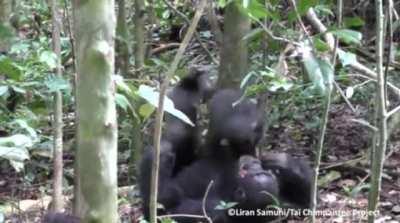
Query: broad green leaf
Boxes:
[
  {"xmin": 115, "ymin": 93, "xmax": 132, "ymax": 112},
  {"xmin": 297, "ymin": 0, "xmax": 318, "ymax": 15},
  {"xmin": 350, "ymin": 184, "xmax": 370, "ymax": 197},
  {"xmin": 0, "ymin": 134, "xmax": 33, "ymax": 148},
  {"xmin": 215, "ymin": 201, "xmax": 238, "ymax": 210},
  {"xmin": 11, "ymin": 86, "xmax": 26, "ymax": 94},
  {"xmin": 318, "ymin": 59, "xmax": 334, "ymax": 92},
  {"xmin": 344, "ymin": 17, "xmax": 365, "ymax": 28},
  {"xmin": 39, "ymin": 50, "xmax": 58, "ymax": 69},
  {"xmin": 0, "ymin": 86, "xmax": 8, "ymax": 96},
  {"xmin": 240, "ymin": 0, "xmax": 269, "ymax": 19},
  {"xmin": 139, "ymin": 103, "xmax": 155, "ymax": 120},
  {"xmin": 137, "ymin": 85, "xmax": 194, "ymax": 126},
  {"xmin": 44, "ymin": 76, "xmax": 70, "ymax": 93},
  {"xmin": 0, "ymin": 56, "xmax": 22, "ymax": 81},
  {"xmin": 337, "ymin": 49, "xmax": 357, "ymax": 67},
  {"xmin": 10, "ymin": 42, "xmax": 30, "ymax": 55},
  {"xmin": 0, "ymin": 146, "xmax": 30, "ymax": 161},
  {"xmin": 301, "ymin": 42, "xmax": 333, "ymax": 95},
  {"xmin": 13, "ymin": 119, "xmax": 38, "ymax": 139},
  {"xmin": 330, "ymin": 29, "xmax": 362, "ymax": 45},
  {"xmin": 313, "ymin": 37, "xmax": 330, "ymax": 52},
  {"xmin": 318, "ymin": 171, "xmax": 341, "ymax": 187},
  {"xmin": 114, "ymin": 75, "xmax": 132, "ymax": 94},
  {"xmin": 217, "ymin": 0, "xmax": 232, "ymax": 8},
  {"xmin": 301, "ymin": 45, "xmax": 325, "ymax": 94}
]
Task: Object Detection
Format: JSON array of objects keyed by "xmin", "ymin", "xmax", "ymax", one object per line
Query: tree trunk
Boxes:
[
  {"xmin": 217, "ymin": 2, "xmax": 250, "ymax": 88},
  {"xmin": 73, "ymin": 0, "xmax": 118, "ymax": 222},
  {"xmin": 367, "ymin": 0, "xmax": 388, "ymax": 222},
  {"xmin": 0, "ymin": 0, "xmax": 12, "ymax": 52},
  {"xmin": 51, "ymin": 0, "xmax": 64, "ymax": 212},
  {"xmin": 134, "ymin": 0, "xmax": 146, "ymax": 73},
  {"xmin": 116, "ymin": 0, "xmax": 129, "ymax": 75}
]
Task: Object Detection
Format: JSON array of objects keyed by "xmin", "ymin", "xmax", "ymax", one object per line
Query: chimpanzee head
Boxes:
[
  {"xmin": 208, "ymin": 89, "xmax": 265, "ymax": 156},
  {"xmin": 234, "ymin": 156, "xmax": 279, "ymax": 208}
]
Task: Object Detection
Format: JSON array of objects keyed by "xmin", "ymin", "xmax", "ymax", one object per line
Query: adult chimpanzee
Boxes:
[
  {"xmin": 205, "ymin": 89, "xmax": 264, "ymax": 158},
  {"xmin": 204, "ymin": 89, "xmax": 313, "ymax": 210},
  {"xmin": 165, "ymin": 67, "xmax": 214, "ymax": 174},
  {"xmin": 42, "ymin": 213, "xmax": 80, "ymax": 223},
  {"xmin": 170, "ymin": 155, "xmax": 279, "ymax": 223},
  {"xmin": 139, "ymin": 68, "xmax": 213, "ymax": 218},
  {"xmin": 139, "ymin": 140, "xmax": 184, "ymax": 218}
]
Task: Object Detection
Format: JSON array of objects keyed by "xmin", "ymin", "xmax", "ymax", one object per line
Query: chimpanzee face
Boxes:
[{"xmin": 234, "ymin": 156, "xmax": 279, "ymax": 207}]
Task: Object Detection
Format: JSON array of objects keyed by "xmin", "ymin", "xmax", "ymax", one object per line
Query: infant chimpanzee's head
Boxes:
[{"xmin": 234, "ymin": 155, "xmax": 279, "ymax": 208}]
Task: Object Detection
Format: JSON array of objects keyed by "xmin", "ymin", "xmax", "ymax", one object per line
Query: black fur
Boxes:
[
  {"xmin": 260, "ymin": 152, "xmax": 313, "ymax": 209},
  {"xmin": 206, "ymin": 89, "xmax": 264, "ymax": 157}
]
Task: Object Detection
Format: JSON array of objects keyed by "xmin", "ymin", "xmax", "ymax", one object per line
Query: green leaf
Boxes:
[
  {"xmin": 13, "ymin": 119, "xmax": 38, "ymax": 139},
  {"xmin": 0, "ymin": 56, "xmax": 22, "ymax": 81},
  {"xmin": 297, "ymin": 0, "xmax": 318, "ymax": 15},
  {"xmin": 330, "ymin": 29, "xmax": 362, "ymax": 45},
  {"xmin": 39, "ymin": 50, "xmax": 58, "ymax": 69},
  {"xmin": 313, "ymin": 37, "xmax": 330, "ymax": 52},
  {"xmin": 0, "ymin": 146, "xmax": 30, "ymax": 161},
  {"xmin": 240, "ymin": 0, "xmax": 269, "ymax": 19},
  {"xmin": 318, "ymin": 170, "xmax": 341, "ymax": 187},
  {"xmin": 137, "ymin": 85, "xmax": 194, "ymax": 126},
  {"xmin": 301, "ymin": 42, "xmax": 333, "ymax": 95},
  {"xmin": 318, "ymin": 59, "xmax": 334, "ymax": 92},
  {"xmin": 0, "ymin": 86, "xmax": 8, "ymax": 96},
  {"xmin": 0, "ymin": 134, "xmax": 33, "ymax": 148},
  {"xmin": 350, "ymin": 184, "xmax": 370, "ymax": 197},
  {"xmin": 215, "ymin": 201, "xmax": 238, "ymax": 210},
  {"xmin": 0, "ymin": 146, "xmax": 29, "ymax": 172},
  {"xmin": 11, "ymin": 86, "xmax": 26, "ymax": 94},
  {"xmin": 343, "ymin": 17, "xmax": 365, "ymax": 28},
  {"xmin": 114, "ymin": 75, "xmax": 132, "ymax": 94},
  {"xmin": 337, "ymin": 49, "xmax": 357, "ymax": 67},
  {"xmin": 217, "ymin": 0, "xmax": 232, "ymax": 8},
  {"xmin": 115, "ymin": 93, "xmax": 132, "ymax": 112},
  {"xmin": 0, "ymin": 134, "xmax": 32, "ymax": 172},
  {"xmin": 44, "ymin": 76, "xmax": 70, "ymax": 93},
  {"xmin": 139, "ymin": 103, "xmax": 155, "ymax": 120}
]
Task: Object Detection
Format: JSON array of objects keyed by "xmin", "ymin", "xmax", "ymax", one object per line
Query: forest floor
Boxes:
[
  {"xmin": 264, "ymin": 103, "xmax": 400, "ymax": 222},
  {"xmin": 1, "ymin": 102, "xmax": 400, "ymax": 223}
]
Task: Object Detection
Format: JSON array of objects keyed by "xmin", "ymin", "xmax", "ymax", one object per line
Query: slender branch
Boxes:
[
  {"xmin": 201, "ymin": 181, "xmax": 214, "ymax": 223},
  {"xmin": 350, "ymin": 119, "xmax": 378, "ymax": 132},
  {"xmin": 149, "ymin": 1, "xmax": 207, "ymax": 222},
  {"xmin": 367, "ymin": 0, "xmax": 388, "ymax": 221},
  {"xmin": 384, "ymin": 0, "xmax": 394, "ymax": 109},
  {"xmin": 51, "ymin": 0, "xmax": 64, "ymax": 211},
  {"xmin": 386, "ymin": 105, "xmax": 400, "ymax": 118}
]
